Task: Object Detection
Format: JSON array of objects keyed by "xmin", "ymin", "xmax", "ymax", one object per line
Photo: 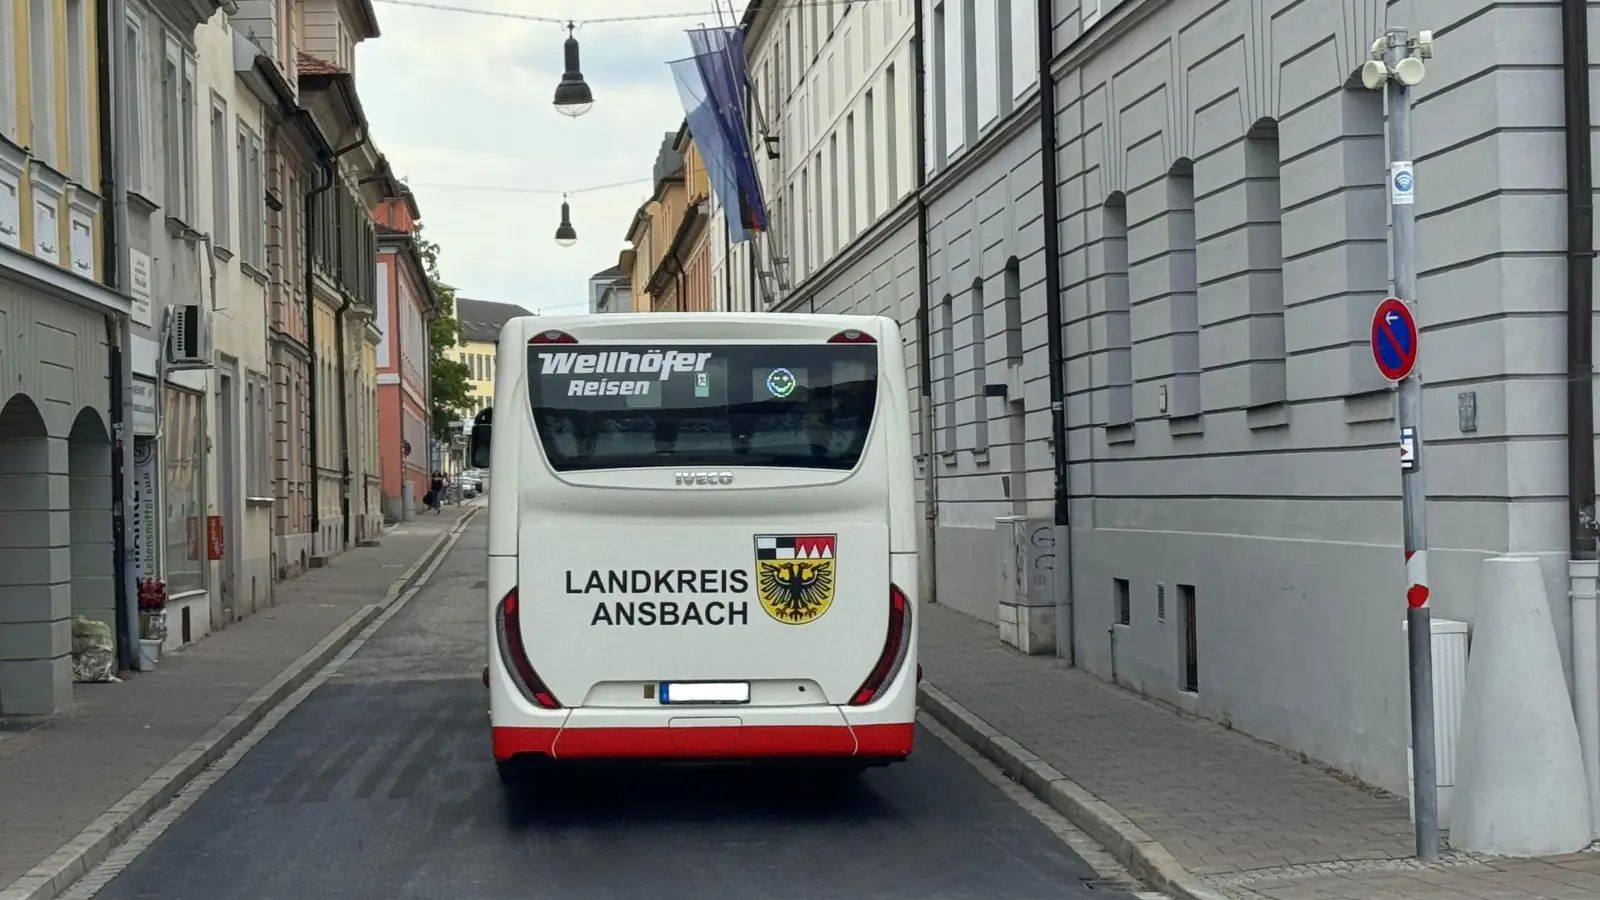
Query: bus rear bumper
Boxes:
[{"xmin": 492, "ymin": 719, "xmax": 913, "ymax": 762}]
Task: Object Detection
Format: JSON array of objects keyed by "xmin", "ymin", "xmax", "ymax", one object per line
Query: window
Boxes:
[
  {"xmin": 1114, "ymin": 578, "xmax": 1131, "ymax": 625},
  {"xmin": 164, "ymin": 386, "xmax": 206, "ymax": 595},
  {"xmin": 972, "ymin": 0, "xmax": 997, "ymax": 129},
  {"xmin": 885, "ymin": 65, "xmax": 899, "ymax": 201},
  {"xmin": 162, "ymin": 39, "xmax": 182, "ymax": 214},
  {"xmin": 122, "ymin": 10, "xmax": 151, "ymax": 196},
  {"xmin": 0, "ymin": 0, "xmax": 15, "ymax": 139},
  {"xmin": 237, "ymin": 121, "xmax": 264, "ymax": 271},
  {"xmin": 1009, "ymin": 0, "xmax": 1037, "ymax": 98},
  {"xmin": 246, "ymin": 371, "xmax": 271, "ymax": 497},
  {"xmin": 814, "ymin": 151, "xmax": 825, "ymax": 262},
  {"xmin": 28, "ymin": 0, "xmax": 54, "ymax": 165},
  {"xmin": 828, "ymin": 133, "xmax": 839, "ymax": 254},
  {"xmin": 937, "ymin": 294, "xmax": 955, "ymax": 456},
  {"xmin": 845, "ymin": 113, "xmax": 857, "ymax": 239},
  {"xmin": 799, "ymin": 169, "xmax": 810, "ymax": 275},
  {"xmin": 1103, "ymin": 193, "xmax": 1133, "ymax": 426},
  {"xmin": 210, "ymin": 95, "xmax": 229, "ymax": 251},
  {"xmin": 941, "ymin": 1, "xmax": 965, "ymax": 155},
  {"xmin": 932, "ymin": 2, "xmax": 947, "ymax": 163},
  {"xmin": 527, "ymin": 343, "xmax": 880, "ymax": 473},
  {"xmin": 864, "ymin": 91, "xmax": 877, "ymax": 220},
  {"xmin": 65, "ymin": 0, "xmax": 90, "ymax": 181},
  {"xmin": 970, "ymin": 278, "xmax": 989, "ymax": 453}
]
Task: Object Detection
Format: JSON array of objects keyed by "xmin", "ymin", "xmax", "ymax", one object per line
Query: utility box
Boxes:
[
  {"xmin": 995, "ymin": 516, "xmax": 1058, "ymax": 655},
  {"xmin": 1404, "ymin": 616, "xmax": 1470, "ymax": 827}
]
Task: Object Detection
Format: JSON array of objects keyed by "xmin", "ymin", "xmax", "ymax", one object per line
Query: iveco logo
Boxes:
[{"xmin": 676, "ymin": 471, "xmax": 734, "ymax": 486}]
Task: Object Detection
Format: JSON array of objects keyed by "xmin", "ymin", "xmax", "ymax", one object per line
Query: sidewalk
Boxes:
[
  {"xmin": 0, "ymin": 504, "xmax": 476, "ymax": 896},
  {"xmin": 918, "ymin": 602, "xmax": 1600, "ymax": 900}
]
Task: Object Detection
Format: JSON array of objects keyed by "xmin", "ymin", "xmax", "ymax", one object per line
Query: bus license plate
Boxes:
[{"xmin": 659, "ymin": 681, "xmax": 750, "ymax": 705}]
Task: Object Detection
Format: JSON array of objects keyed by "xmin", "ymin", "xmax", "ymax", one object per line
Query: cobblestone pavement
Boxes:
[
  {"xmin": 920, "ymin": 602, "xmax": 1600, "ymax": 900},
  {"xmin": 0, "ymin": 506, "xmax": 475, "ymax": 890}
]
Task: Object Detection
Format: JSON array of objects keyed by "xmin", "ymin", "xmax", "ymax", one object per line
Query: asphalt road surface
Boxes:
[{"xmin": 76, "ymin": 516, "xmax": 1140, "ymax": 900}]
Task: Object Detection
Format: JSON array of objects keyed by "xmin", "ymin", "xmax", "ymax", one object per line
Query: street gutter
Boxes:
[{"xmin": 917, "ymin": 682, "xmax": 1231, "ymax": 900}]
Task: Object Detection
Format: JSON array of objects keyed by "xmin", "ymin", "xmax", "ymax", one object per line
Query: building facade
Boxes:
[
  {"xmin": 724, "ymin": 0, "xmax": 1600, "ymax": 802},
  {"xmin": 195, "ymin": 7, "xmax": 276, "ymax": 626},
  {"xmin": 450, "ymin": 297, "xmax": 532, "ymax": 414},
  {"xmin": 373, "ymin": 193, "xmax": 432, "ymax": 521},
  {"xmin": 587, "ymin": 264, "xmax": 629, "ymax": 313},
  {"xmin": 0, "ymin": 0, "xmax": 130, "ymax": 713}
]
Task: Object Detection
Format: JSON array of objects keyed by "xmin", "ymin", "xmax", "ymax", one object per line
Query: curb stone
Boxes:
[
  {"xmin": 917, "ymin": 681, "xmax": 1232, "ymax": 900},
  {"xmin": 0, "ymin": 506, "xmax": 480, "ymax": 900}
]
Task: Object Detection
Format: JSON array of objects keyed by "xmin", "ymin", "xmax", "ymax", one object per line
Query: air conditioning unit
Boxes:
[{"xmin": 166, "ymin": 303, "xmax": 214, "ymax": 370}]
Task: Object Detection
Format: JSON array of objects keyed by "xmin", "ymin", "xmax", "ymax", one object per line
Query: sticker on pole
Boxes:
[
  {"xmin": 1390, "ymin": 162, "xmax": 1414, "ymax": 205},
  {"xmin": 1371, "ymin": 297, "xmax": 1418, "ymax": 382}
]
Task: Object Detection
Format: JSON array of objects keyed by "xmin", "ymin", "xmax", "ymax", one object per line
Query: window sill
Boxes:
[
  {"xmin": 240, "ymin": 261, "xmax": 268, "ymax": 285},
  {"xmin": 127, "ymin": 190, "xmax": 161, "ymax": 215},
  {"xmin": 164, "ymin": 214, "xmax": 198, "ymax": 238},
  {"xmin": 246, "ymin": 495, "xmax": 274, "ymax": 507},
  {"xmin": 167, "ymin": 589, "xmax": 208, "ymax": 604},
  {"xmin": 213, "ymin": 244, "xmax": 234, "ymax": 263}
]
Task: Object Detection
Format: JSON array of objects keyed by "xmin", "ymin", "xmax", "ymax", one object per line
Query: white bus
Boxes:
[{"xmin": 469, "ymin": 312, "xmax": 920, "ymax": 782}]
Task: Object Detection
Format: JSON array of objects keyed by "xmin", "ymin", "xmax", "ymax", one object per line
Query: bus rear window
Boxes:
[{"xmin": 526, "ymin": 343, "xmax": 878, "ymax": 472}]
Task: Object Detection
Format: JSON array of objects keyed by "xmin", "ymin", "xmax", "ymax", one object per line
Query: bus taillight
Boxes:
[
  {"xmin": 528, "ymin": 329, "xmax": 578, "ymax": 344},
  {"xmin": 495, "ymin": 588, "xmax": 562, "ymax": 709},
  {"xmin": 849, "ymin": 584, "xmax": 912, "ymax": 706},
  {"xmin": 828, "ymin": 329, "xmax": 876, "ymax": 343}
]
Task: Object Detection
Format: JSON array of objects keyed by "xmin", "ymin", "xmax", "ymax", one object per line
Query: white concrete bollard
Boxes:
[{"xmin": 1450, "ymin": 554, "xmax": 1592, "ymax": 855}]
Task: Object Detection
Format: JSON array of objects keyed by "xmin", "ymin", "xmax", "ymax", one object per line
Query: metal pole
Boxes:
[{"xmin": 1382, "ymin": 25, "xmax": 1439, "ymax": 861}]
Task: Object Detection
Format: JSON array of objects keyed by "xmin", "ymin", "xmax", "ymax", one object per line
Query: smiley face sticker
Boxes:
[{"xmin": 765, "ymin": 367, "xmax": 797, "ymax": 398}]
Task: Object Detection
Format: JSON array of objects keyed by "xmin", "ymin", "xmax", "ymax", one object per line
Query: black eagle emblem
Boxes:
[{"xmin": 757, "ymin": 560, "xmax": 834, "ymax": 622}]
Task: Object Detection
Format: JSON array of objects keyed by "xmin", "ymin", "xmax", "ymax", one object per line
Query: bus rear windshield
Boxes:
[{"xmin": 527, "ymin": 342, "xmax": 878, "ymax": 472}]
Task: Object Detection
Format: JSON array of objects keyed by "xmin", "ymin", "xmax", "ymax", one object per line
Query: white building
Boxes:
[
  {"xmin": 193, "ymin": 10, "xmax": 276, "ymax": 628},
  {"xmin": 719, "ymin": 0, "xmax": 918, "ymax": 315}
]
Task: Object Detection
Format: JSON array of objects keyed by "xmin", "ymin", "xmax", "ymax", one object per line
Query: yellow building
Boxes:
[
  {"xmin": 1, "ymin": 0, "xmax": 133, "ymax": 713},
  {"xmin": 449, "ymin": 297, "xmax": 535, "ymax": 414}
]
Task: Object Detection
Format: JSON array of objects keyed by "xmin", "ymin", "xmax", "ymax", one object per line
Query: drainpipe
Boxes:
[
  {"xmin": 1560, "ymin": 0, "xmax": 1600, "ymax": 837},
  {"xmin": 1037, "ymin": 0, "xmax": 1075, "ymax": 665},
  {"xmin": 99, "ymin": 0, "xmax": 139, "ymax": 671},
  {"xmin": 911, "ymin": 0, "xmax": 938, "ymax": 604}
]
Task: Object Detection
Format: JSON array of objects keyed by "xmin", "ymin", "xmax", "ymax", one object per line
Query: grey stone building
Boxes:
[
  {"xmin": 914, "ymin": 0, "xmax": 1597, "ymax": 800},
  {"xmin": 725, "ymin": 0, "xmax": 1600, "ymax": 801}
]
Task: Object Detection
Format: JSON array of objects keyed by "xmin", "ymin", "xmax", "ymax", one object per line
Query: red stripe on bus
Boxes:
[{"xmin": 491, "ymin": 723, "xmax": 913, "ymax": 761}]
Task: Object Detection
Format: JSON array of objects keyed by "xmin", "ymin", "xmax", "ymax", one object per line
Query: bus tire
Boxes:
[{"xmin": 495, "ymin": 758, "xmax": 525, "ymax": 785}]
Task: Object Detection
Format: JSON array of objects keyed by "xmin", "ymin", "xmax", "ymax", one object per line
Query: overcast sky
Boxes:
[{"xmin": 355, "ymin": 0, "xmax": 738, "ymax": 314}]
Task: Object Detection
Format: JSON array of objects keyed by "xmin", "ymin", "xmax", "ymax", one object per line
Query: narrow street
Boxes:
[{"xmin": 60, "ymin": 514, "xmax": 1146, "ymax": 900}]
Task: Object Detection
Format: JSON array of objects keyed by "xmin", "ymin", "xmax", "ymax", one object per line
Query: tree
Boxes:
[{"xmin": 415, "ymin": 232, "xmax": 474, "ymax": 440}]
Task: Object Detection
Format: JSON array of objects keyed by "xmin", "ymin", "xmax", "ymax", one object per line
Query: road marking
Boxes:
[
  {"xmin": 55, "ymin": 522, "xmax": 472, "ymax": 899},
  {"xmin": 918, "ymin": 712, "xmax": 1171, "ymax": 900}
]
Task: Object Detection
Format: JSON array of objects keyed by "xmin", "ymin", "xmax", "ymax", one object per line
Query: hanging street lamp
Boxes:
[
  {"xmin": 555, "ymin": 195, "xmax": 578, "ymax": 246},
  {"xmin": 553, "ymin": 22, "xmax": 594, "ymax": 117}
]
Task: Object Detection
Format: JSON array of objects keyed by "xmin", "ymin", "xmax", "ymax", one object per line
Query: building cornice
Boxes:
[{"xmin": 0, "ymin": 243, "xmax": 133, "ymax": 318}]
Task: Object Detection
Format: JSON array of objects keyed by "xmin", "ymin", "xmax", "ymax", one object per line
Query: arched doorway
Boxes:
[
  {"xmin": 69, "ymin": 407, "xmax": 115, "ymax": 632},
  {"xmin": 0, "ymin": 394, "xmax": 68, "ymax": 714}
]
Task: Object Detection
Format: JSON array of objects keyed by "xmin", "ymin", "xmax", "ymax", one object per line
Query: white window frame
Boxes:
[
  {"xmin": 162, "ymin": 37, "xmax": 181, "ymax": 213},
  {"xmin": 0, "ymin": 0, "xmax": 16, "ymax": 140},
  {"xmin": 28, "ymin": 0, "xmax": 55, "ymax": 165},
  {"xmin": 122, "ymin": 8, "xmax": 149, "ymax": 196},
  {"xmin": 65, "ymin": 0, "xmax": 90, "ymax": 182},
  {"xmin": 238, "ymin": 121, "xmax": 264, "ymax": 271},
  {"xmin": 182, "ymin": 51, "xmax": 198, "ymax": 223},
  {"xmin": 210, "ymin": 93, "xmax": 229, "ymax": 251}
]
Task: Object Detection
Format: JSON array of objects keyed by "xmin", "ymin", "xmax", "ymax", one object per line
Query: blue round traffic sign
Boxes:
[{"xmin": 1371, "ymin": 297, "xmax": 1418, "ymax": 381}]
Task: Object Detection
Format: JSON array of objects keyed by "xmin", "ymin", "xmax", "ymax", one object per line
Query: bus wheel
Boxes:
[{"xmin": 495, "ymin": 758, "xmax": 526, "ymax": 785}]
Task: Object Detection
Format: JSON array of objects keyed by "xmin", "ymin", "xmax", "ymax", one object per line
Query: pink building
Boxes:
[{"xmin": 372, "ymin": 194, "xmax": 435, "ymax": 520}]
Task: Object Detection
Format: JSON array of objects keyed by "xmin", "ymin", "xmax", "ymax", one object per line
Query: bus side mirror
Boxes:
[{"xmin": 469, "ymin": 407, "xmax": 493, "ymax": 469}]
